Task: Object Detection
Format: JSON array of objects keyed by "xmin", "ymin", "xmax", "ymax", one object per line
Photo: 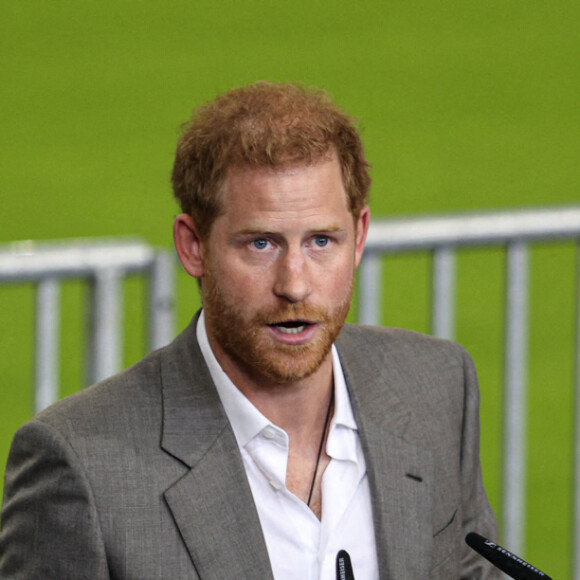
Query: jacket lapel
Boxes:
[
  {"xmin": 337, "ymin": 327, "xmax": 434, "ymax": 580},
  {"xmin": 157, "ymin": 317, "xmax": 435, "ymax": 579},
  {"xmin": 159, "ymin": 316, "xmax": 274, "ymax": 580}
]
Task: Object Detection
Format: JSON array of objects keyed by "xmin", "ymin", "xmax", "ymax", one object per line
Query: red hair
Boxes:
[{"xmin": 172, "ymin": 82, "xmax": 371, "ymax": 237}]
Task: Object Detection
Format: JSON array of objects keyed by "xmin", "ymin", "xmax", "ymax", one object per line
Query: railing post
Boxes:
[
  {"xmin": 87, "ymin": 268, "xmax": 123, "ymax": 386},
  {"xmin": 502, "ymin": 241, "xmax": 530, "ymax": 556},
  {"xmin": 358, "ymin": 252, "xmax": 382, "ymax": 325},
  {"xmin": 431, "ymin": 246, "xmax": 456, "ymax": 340},
  {"xmin": 573, "ymin": 242, "xmax": 580, "ymax": 580},
  {"xmin": 34, "ymin": 277, "xmax": 60, "ymax": 413},
  {"xmin": 148, "ymin": 249, "xmax": 175, "ymax": 352}
]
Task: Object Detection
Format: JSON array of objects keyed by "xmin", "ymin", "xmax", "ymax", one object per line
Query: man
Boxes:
[{"xmin": 0, "ymin": 82, "xmax": 499, "ymax": 578}]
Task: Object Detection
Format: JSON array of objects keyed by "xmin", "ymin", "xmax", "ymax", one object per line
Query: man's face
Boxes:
[{"xmin": 201, "ymin": 154, "xmax": 369, "ymax": 387}]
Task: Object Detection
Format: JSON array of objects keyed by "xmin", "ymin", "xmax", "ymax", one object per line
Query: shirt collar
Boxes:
[{"xmin": 196, "ymin": 310, "xmax": 358, "ymax": 449}]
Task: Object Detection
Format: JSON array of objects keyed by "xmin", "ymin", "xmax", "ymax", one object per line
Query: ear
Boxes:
[
  {"xmin": 354, "ymin": 205, "xmax": 370, "ymax": 268},
  {"xmin": 173, "ymin": 213, "xmax": 205, "ymax": 278}
]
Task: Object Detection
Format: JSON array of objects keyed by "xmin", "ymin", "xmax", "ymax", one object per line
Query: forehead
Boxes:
[{"xmin": 220, "ymin": 155, "xmax": 350, "ymax": 219}]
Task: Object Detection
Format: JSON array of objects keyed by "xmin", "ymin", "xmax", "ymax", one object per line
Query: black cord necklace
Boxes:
[{"xmin": 307, "ymin": 389, "xmax": 335, "ymax": 507}]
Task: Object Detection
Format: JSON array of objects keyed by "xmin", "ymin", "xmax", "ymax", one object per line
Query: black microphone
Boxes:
[
  {"xmin": 336, "ymin": 549, "xmax": 355, "ymax": 580},
  {"xmin": 465, "ymin": 532, "xmax": 552, "ymax": 579}
]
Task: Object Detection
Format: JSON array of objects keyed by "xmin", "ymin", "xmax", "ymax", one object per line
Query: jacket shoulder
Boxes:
[
  {"xmin": 338, "ymin": 323, "xmax": 469, "ymax": 365},
  {"xmin": 30, "ymin": 317, "xmax": 204, "ymax": 436},
  {"xmin": 30, "ymin": 345, "xmax": 164, "ymax": 436}
]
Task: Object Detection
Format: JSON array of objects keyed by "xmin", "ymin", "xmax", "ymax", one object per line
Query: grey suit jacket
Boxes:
[{"xmin": 0, "ymin": 316, "xmax": 499, "ymax": 579}]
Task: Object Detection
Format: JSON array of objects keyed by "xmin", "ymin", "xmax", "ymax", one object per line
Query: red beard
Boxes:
[{"xmin": 202, "ymin": 265, "xmax": 352, "ymax": 385}]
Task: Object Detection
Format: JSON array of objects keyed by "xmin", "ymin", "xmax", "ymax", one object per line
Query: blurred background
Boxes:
[{"xmin": 1, "ymin": 0, "xmax": 579, "ymax": 576}]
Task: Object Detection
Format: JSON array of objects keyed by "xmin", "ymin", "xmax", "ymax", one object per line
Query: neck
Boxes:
[
  {"xmin": 236, "ymin": 357, "xmax": 334, "ymax": 437},
  {"xmin": 256, "ymin": 369, "xmax": 334, "ymax": 440},
  {"xmin": 208, "ymin": 334, "xmax": 334, "ymax": 436}
]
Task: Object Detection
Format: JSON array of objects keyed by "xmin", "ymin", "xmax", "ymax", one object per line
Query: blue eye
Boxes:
[
  {"xmin": 252, "ymin": 238, "xmax": 269, "ymax": 250},
  {"xmin": 314, "ymin": 236, "xmax": 329, "ymax": 247}
]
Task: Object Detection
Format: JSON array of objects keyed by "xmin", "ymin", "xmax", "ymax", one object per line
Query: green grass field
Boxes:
[{"xmin": 1, "ymin": 1, "xmax": 579, "ymax": 576}]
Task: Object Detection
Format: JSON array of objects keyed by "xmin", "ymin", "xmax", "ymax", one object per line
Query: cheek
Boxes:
[
  {"xmin": 322, "ymin": 256, "xmax": 356, "ymax": 285},
  {"xmin": 316, "ymin": 270, "xmax": 354, "ymax": 304},
  {"xmin": 216, "ymin": 263, "xmax": 271, "ymax": 300}
]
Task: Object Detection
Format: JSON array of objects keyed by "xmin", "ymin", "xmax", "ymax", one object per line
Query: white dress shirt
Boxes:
[{"xmin": 197, "ymin": 312, "xmax": 379, "ymax": 580}]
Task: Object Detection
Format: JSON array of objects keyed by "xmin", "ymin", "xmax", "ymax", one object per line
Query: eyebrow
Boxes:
[{"xmin": 234, "ymin": 224, "xmax": 345, "ymax": 237}]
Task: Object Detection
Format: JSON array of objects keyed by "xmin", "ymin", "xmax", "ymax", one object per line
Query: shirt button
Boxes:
[{"xmin": 263, "ymin": 427, "xmax": 276, "ymax": 440}]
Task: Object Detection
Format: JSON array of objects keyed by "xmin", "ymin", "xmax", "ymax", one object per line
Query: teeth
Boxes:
[{"xmin": 276, "ymin": 325, "xmax": 306, "ymax": 334}]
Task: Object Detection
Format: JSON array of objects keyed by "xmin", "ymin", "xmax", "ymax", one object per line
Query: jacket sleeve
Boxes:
[
  {"xmin": 0, "ymin": 419, "xmax": 110, "ymax": 579},
  {"xmin": 458, "ymin": 347, "xmax": 502, "ymax": 579}
]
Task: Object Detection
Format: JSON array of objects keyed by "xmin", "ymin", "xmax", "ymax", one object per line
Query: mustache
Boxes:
[{"xmin": 254, "ymin": 303, "xmax": 328, "ymax": 325}]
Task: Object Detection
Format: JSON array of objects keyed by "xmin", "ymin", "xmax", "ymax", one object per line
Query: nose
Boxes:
[{"xmin": 273, "ymin": 247, "xmax": 311, "ymax": 303}]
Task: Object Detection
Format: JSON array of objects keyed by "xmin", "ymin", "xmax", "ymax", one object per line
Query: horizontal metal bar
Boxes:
[
  {"xmin": 365, "ymin": 205, "xmax": 580, "ymax": 254},
  {"xmin": 0, "ymin": 238, "xmax": 156, "ymax": 282}
]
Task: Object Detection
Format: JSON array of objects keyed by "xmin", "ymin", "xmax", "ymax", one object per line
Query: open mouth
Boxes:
[{"xmin": 269, "ymin": 320, "xmax": 313, "ymax": 334}]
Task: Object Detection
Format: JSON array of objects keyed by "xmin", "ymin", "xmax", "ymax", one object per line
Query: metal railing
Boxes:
[
  {"xmin": 2, "ymin": 206, "xmax": 580, "ymax": 574},
  {"xmin": 358, "ymin": 204, "xmax": 580, "ymax": 576},
  {"xmin": 0, "ymin": 238, "xmax": 175, "ymax": 414}
]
